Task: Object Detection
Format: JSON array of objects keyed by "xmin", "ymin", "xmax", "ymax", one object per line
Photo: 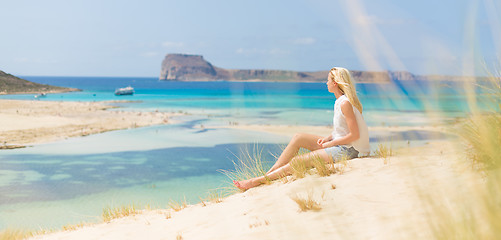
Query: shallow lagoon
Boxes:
[
  {"xmin": 0, "ymin": 120, "xmax": 288, "ymax": 229},
  {"xmin": 0, "ymin": 77, "xmax": 472, "ymax": 230}
]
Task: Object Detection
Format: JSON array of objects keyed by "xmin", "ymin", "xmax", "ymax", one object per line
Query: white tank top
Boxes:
[{"xmin": 332, "ymin": 95, "xmax": 370, "ymax": 156}]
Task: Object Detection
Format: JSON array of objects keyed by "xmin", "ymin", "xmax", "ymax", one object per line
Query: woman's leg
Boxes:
[
  {"xmin": 267, "ymin": 133, "xmax": 323, "ymax": 174},
  {"xmin": 235, "ymin": 148, "xmax": 331, "ymax": 190}
]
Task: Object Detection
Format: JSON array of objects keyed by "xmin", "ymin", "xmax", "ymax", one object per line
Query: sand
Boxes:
[
  {"xmin": 0, "ymin": 100, "xmax": 178, "ymax": 148},
  {"xmin": 25, "ymin": 138, "xmax": 478, "ymax": 240}
]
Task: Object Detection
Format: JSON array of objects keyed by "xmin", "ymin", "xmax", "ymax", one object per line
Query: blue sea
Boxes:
[{"xmin": 0, "ymin": 76, "xmax": 485, "ymax": 230}]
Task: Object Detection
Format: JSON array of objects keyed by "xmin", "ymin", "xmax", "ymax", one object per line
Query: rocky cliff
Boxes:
[
  {"xmin": 160, "ymin": 54, "xmax": 219, "ymax": 81},
  {"xmin": 0, "ymin": 70, "xmax": 78, "ymax": 94},
  {"xmin": 159, "ymin": 54, "xmax": 425, "ymax": 83}
]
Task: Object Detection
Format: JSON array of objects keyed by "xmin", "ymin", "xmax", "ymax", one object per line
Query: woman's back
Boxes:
[{"xmin": 332, "ymin": 95, "xmax": 370, "ymax": 156}]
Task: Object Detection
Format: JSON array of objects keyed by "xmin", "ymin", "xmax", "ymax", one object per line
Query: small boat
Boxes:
[
  {"xmin": 115, "ymin": 86, "xmax": 134, "ymax": 96},
  {"xmin": 34, "ymin": 92, "xmax": 47, "ymax": 99}
]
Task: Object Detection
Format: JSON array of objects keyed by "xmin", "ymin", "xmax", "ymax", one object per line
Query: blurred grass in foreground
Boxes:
[{"xmin": 425, "ymin": 67, "xmax": 501, "ymax": 239}]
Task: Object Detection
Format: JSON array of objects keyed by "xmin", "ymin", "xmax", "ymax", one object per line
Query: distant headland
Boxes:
[
  {"xmin": 159, "ymin": 53, "xmax": 466, "ymax": 83},
  {"xmin": 0, "ymin": 70, "xmax": 78, "ymax": 95}
]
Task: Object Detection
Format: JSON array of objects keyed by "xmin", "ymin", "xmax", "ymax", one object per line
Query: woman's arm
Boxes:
[{"xmin": 321, "ymin": 100, "xmax": 360, "ymax": 148}]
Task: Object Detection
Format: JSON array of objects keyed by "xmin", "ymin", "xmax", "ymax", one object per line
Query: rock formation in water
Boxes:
[
  {"xmin": 159, "ymin": 53, "xmax": 456, "ymax": 83},
  {"xmin": 160, "ymin": 54, "xmax": 219, "ymax": 81},
  {"xmin": 0, "ymin": 70, "xmax": 78, "ymax": 94}
]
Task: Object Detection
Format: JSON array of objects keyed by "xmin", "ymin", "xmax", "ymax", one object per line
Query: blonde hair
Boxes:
[{"xmin": 329, "ymin": 67, "xmax": 363, "ymax": 113}]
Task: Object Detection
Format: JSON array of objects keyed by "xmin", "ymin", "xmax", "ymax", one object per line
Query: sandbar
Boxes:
[{"xmin": 0, "ymin": 100, "xmax": 178, "ymax": 148}]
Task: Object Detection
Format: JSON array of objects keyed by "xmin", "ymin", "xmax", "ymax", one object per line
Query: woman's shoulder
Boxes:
[
  {"xmin": 340, "ymin": 99, "xmax": 354, "ymax": 113},
  {"xmin": 335, "ymin": 95, "xmax": 349, "ymax": 104}
]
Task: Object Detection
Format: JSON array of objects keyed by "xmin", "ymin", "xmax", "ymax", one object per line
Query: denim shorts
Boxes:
[{"xmin": 324, "ymin": 145, "xmax": 359, "ymax": 163}]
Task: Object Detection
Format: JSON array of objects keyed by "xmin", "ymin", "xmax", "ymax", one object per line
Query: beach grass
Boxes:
[
  {"xmin": 291, "ymin": 191, "xmax": 322, "ymax": 212},
  {"xmin": 333, "ymin": 155, "xmax": 349, "ymax": 174},
  {"xmin": 205, "ymin": 189, "xmax": 224, "ymax": 203},
  {"xmin": 0, "ymin": 229, "xmax": 28, "ymax": 240},
  {"xmin": 61, "ymin": 222, "xmax": 86, "ymax": 232},
  {"xmin": 290, "ymin": 155, "xmax": 309, "ymax": 179},
  {"xmin": 455, "ymin": 113, "xmax": 501, "ymax": 169},
  {"xmin": 168, "ymin": 197, "xmax": 188, "ymax": 212},
  {"xmin": 374, "ymin": 142, "xmax": 393, "ymax": 164},
  {"xmin": 199, "ymin": 188, "xmax": 225, "ymax": 206},
  {"xmin": 310, "ymin": 153, "xmax": 333, "ymax": 177},
  {"xmin": 423, "ymin": 67, "xmax": 501, "ymax": 239},
  {"xmin": 102, "ymin": 204, "xmax": 140, "ymax": 222},
  {"xmin": 219, "ymin": 144, "xmax": 272, "ymax": 189},
  {"xmin": 0, "ymin": 228, "xmax": 52, "ymax": 240}
]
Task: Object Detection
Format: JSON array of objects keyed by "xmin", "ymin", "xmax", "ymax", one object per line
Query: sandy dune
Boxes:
[{"xmin": 29, "ymin": 140, "xmax": 474, "ymax": 240}]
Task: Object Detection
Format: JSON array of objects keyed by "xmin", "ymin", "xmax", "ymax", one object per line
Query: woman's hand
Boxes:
[
  {"xmin": 317, "ymin": 135, "xmax": 332, "ymax": 146},
  {"xmin": 321, "ymin": 140, "xmax": 336, "ymax": 149}
]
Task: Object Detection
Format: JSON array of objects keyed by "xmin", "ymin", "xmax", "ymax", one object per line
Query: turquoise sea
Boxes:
[{"xmin": 0, "ymin": 76, "xmax": 483, "ymax": 230}]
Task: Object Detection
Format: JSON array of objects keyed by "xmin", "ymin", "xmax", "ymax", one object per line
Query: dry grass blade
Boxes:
[
  {"xmin": 374, "ymin": 142, "xmax": 393, "ymax": 164},
  {"xmin": 200, "ymin": 188, "xmax": 225, "ymax": 204},
  {"xmin": 289, "ymin": 148, "xmax": 312, "ymax": 179},
  {"xmin": 168, "ymin": 197, "xmax": 188, "ymax": 212},
  {"xmin": 456, "ymin": 114, "xmax": 501, "ymax": 169},
  {"xmin": 0, "ymin": 229, "xmax": 29, "ymax": 240},
  {"xmin": 333, "ymin": 155, "xmax": 349, "ymax": 174},
  {"xmin": 425, "ymin": 66, "xmax": 501, "ymax": 239},
  {"xmin": 62, "ymin": 222, "xmax": 86, "ymax": 231},
  {"xmin": 291, "ymin": 192, "xmax": 322, "ymax": 212},
  {"xmin": 290, "ymin": 157, "xmax": 308, "ymax": 179},
  {"xmin": 176, "ymin": 233, "xmax": 183, "ymax": 240},
  {"xmin": 311, "ymin": 153, "xmax": 333, "ymax": 177},
  {"xmin": 102, "ymin": 204, "xmax": 139, "ymax": 222},
  {"xmin": 219, "ymin": 144, "xmax": 272, "ymax": 189}
]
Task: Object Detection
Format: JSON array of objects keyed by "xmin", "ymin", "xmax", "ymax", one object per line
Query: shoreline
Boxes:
[
  {"xmin": 0, "ymin": 98, "xmax": 451, "ymax": 149},
  {"xmin": 0, "ymin": 88, "xmax": 80, "ymax": 96},
  {"xmin": 0, "ymin": 99, "xmax": 179, "ymax": 148}
]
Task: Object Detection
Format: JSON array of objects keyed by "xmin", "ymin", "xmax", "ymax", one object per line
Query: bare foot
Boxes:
[{"xmin": 233, "ymin": 179, "xmax": 259, "ymax": 191}]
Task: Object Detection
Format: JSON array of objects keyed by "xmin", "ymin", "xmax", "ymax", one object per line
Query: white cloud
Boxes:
[{"xmin": 293, "ymin": 37, "xmax": 316, "ymax": 45}]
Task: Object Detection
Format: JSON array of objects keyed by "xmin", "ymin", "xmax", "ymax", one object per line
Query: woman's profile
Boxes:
[{"xmin": 234, "ymin": 67, "xmax": 370, "ymax": 190}]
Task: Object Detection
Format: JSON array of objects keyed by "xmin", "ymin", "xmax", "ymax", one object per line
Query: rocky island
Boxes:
[
  {"xmin": 0, "ymin": 70, "xmax": 78, "ymax": 94},
  {"xmin": 159, "ymin": 54, "xmax": 425, "ymax": 83}
]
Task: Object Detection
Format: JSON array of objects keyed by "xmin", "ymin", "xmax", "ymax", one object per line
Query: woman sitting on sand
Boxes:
[{"xmin": 234, "ymin": 67, "xmax": 370, "ymax": 190}]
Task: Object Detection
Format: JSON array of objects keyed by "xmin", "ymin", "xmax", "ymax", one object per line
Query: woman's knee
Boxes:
[
  {"xmin": 291, "ymin": 133, "xmax": 307, "ymax": 143},
  {"xmin": 289, "ymin": 133, "xmax": 321, "ymax": 151}
]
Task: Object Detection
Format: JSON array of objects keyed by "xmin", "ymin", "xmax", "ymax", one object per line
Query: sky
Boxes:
[{"xmin": 0, "ymin": 0, "xmax": 499, "ymax": 77}]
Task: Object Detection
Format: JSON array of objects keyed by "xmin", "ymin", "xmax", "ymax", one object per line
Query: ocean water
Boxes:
[{"xmin": 0, "ymin": 76, "xmax": 485, "ymax": 230}]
